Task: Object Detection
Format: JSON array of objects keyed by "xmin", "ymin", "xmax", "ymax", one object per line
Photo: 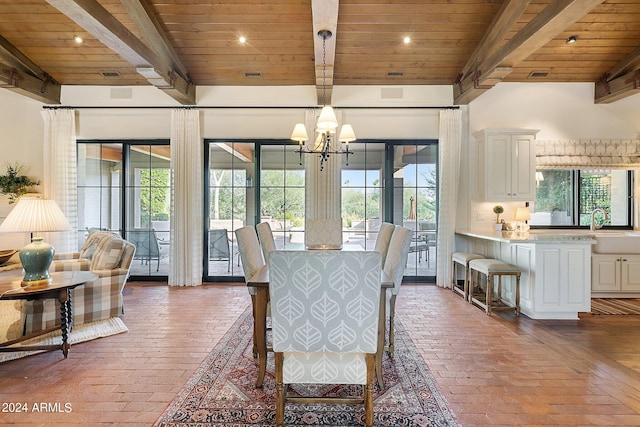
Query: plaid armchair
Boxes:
[{"xmin": 22, "ymin": 234, "xmax": 136, "ymax": 335}]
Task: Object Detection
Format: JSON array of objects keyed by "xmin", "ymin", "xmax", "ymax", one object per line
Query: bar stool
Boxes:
[
  {"xmin": 468, "ymin": 258, "xmax": 521, "ymax": 316},
  {"xmin": 451, "ymin": 252, "xmax": 485, "ymax": 302}
]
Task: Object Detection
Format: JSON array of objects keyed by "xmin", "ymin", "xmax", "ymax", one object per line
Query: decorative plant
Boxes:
[
  {"xmin": 0, "ymin": 163, "xmax": 40, "ymax": 204},
  {"xmin": 492, "ymin": 205, "xmax": 504, "ymax": 224}
]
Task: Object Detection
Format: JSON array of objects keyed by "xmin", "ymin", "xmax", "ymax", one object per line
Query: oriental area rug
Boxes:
[
  {"xmin": 590, "ymin": 298, "xmax": 640, "ymax": 315},
  {"xmin": 153, "ymin": 308, "xmax": 459, "ymax": 427}
]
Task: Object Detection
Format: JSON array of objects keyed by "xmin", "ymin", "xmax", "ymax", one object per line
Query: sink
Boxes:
[
  {"xmin": 530, "ymin": 229, "xmax": 640, "ymax": 254},
  {"xmin": 592, "ymin": 232, "xmax": 640, "ymax": 254}
]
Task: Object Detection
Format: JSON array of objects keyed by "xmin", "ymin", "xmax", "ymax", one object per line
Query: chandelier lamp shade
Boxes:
[
  {"xmin": 291, "ymin": 29, "xmax": 356, "ymax": 171},
  {"xmin": 0, "ymin": 197, "xmax": 72, "ymax": 287}
]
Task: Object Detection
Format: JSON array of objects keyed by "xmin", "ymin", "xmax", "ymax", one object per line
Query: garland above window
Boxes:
[{"xmin": 536, "ymin": 139, "xmax": 640, "ymax": 169}]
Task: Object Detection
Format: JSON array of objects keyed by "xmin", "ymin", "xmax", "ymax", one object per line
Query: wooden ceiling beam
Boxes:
[
  {"xmin": 595, "ymin": 45, "xmax": 640, "ymax": 103},
  {"xmin": 458, "ymin": 0, "xmax": 531, "ymax": 83},
  {"xmin": 0, "ymin": 63, "xmax": 61, "ymax": 104},
  {"xmin": 46, "ymin": 0, "xmax": 194, "ymax": 105},
  {"xmin": 0, "ymin": 36, "xmax": 61, "ymax": 104},
  {"xmin": 120, "ymin": 0, "xmax": 190, "ymax": 81},
  {"xmin": 455, "ymin": 0, "xmax": 605, "ymax": 105},
  {"xmin": 312, "ymin": 0, "xmax": 338, "ymax": 106},
  {"xmin": 595, "ymin": 69, "xmax": 640, "ymax": 104}
]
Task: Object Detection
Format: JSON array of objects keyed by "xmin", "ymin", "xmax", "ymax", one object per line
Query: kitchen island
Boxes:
[{"xmin": 455, "ymin": 229, "xmax": 596, "ymax": 320}]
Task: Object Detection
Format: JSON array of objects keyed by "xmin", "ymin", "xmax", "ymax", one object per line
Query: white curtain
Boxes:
[
  {"xmin": 304, "ymin": 108, "xmax": 342, "ymax": 220},
  {"xmin": 536, "ymin": 139, "xmax": 640, "ymax": 169},
  {"xmin": 436, "ymin": 108, "xmax": 462, "ymax": 288},
  {"xmin": 169, "ymin": 109, "xmax": 203, "ymax": 286},
  {"xmin": 41, "ymin": 108, "xmax": 77, "ymax": 253}
]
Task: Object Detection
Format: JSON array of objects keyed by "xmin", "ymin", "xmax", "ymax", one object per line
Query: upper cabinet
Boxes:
[{"xmin": 475, "ymin": 128, "xmax": 539, "ymax": 202}]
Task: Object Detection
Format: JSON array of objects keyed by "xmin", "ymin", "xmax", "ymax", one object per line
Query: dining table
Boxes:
[{"xmin": 247, "ymin": 247, "xmax": 393, "ymax": 389}]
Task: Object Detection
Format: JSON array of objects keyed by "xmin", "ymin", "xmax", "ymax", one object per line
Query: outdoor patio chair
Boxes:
[
  {"xmin": 127, "ymin": 229, "xmax": 168, "ymax": 272},
  {"xmin": 209, "ymin": 228, "xmax": 234, "ymax": 272}
]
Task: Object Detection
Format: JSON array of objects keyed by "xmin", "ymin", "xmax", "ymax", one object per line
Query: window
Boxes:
[
  {"xmin": 390, "ymin": 143, "xmax": 438, "ymax": 279},
  {"xmin": 205, "ymin": 142, "xmax": 254, "ymax": 278},
  {"xmin": 531, "ymin": 169, "xmax": 632, "ymax": 227},
  {"xmin": 341, "ymin": 142, "xmax": 385, "ymax": 250}
]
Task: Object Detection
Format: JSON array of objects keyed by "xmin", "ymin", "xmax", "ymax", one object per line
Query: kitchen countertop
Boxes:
[{"xmin": 456, "ymin": 229, "xmax": 597, "ymax": 244}]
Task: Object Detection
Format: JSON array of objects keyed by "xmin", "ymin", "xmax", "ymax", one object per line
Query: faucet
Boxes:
[{"xmin": 590, "ymin": 208, "xmax": 609, "ymax": 231}]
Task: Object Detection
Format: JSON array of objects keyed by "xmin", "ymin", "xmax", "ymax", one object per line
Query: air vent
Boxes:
[
  {"xmin": 387, "ymin": 71, "xmax": 404, "ymax": 77},
  {"xmin": 528, "ymin": 71, "xmax": 549, "ymax": 78},
  {"xmin": 101, "ymin": 71, "xmax": 121, "ymax": 78},
  {"xmin": 245, "ymin": 72, "xmax": 262, "ymax": 78}
]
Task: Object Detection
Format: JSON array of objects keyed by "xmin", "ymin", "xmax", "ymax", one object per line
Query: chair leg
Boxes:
[
  {"xmin": 389, "ymin": 294, "xmax": 397, "ymax": 357},
  {"xmin": 275, "ymin": 352, "xmax": 285, "ymax": 427},
  {"xmin": 364, "ymin": 353, "xmax": 375, "ymax": 427},
  {"xmin": 250, "ymin": 295, "xmax": 258, "ymax": 358}
]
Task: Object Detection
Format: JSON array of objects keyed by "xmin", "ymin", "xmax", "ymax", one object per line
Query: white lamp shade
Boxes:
[
  {"xmin": 316, "ymin": 106, "xmax": 338, "ymax": 131},
  {"xmin": 514, "ymin": 207, "xmax": 531, "ymax": 221},
  {"xmin": 0, "ymin": 198, "xmax": 72, "ymax": 233},
  {"xmin": 535, "ymin": 171, "xmax": 544, "ymax": 182},
  {"xmin": 290, "ymin": 123, "xmax": 308, "ymax": 142},
  {"xmin": 338, "ymin": 124, "xmax": 357, "ymax": 142}
]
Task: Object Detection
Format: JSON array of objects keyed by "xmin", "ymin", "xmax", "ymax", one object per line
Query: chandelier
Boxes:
[{"xmin": 291, "ymin": 29, "xmax": 356, "ymax": 171}]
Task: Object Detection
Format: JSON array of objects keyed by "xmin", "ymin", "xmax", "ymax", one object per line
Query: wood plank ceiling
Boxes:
[{"xmin": 0, "ymin": 0, "xmax": 639, "ymax": 106}]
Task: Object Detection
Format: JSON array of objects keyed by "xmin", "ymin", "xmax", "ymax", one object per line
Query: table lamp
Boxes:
[
  {"xmin": 514, "ymin": 207, "xmax": 531, "ymax": 231},
  {"xmin": 0, "ymin": 197, "xmax": 72, "ymax": 287}
]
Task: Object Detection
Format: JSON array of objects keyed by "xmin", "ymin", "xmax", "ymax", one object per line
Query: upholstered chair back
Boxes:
[
  {"xmin": 269, "ymin": 250, "xmax": 381, "ymax": 383},
  {"xmin": 373, "ymin": 222, "xmax": 395, "ymax": 266},
  {"xmin": 383, "ymin": 226, "xmax": 413, "ymax": 296},
  {"xmin": 235, "ymin": 225, "xmax": 265, "ymax": 295},
  {"xmin": 256, "ymin": 222, "xmax": 277, "ymax": 263},
  {"xmin": 304, "ymin": 218, "xmax": 343, "ymax": 249},
  {"xmin": 79, "ymin": 231, "xmax": 115, "ymax": 259}
]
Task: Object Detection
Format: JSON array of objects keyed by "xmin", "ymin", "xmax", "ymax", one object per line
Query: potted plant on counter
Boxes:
[{"xmin": 493, "ymin": 205, "xmax": 504, "ymax": 231}]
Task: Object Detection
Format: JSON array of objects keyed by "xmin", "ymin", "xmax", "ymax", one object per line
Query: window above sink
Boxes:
[{"xmin": 530, "ymin": 169, "xmax": 633, "ymax": 229}]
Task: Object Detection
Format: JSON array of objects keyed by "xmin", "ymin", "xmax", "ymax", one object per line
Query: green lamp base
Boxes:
[{"xmin": 19, "ymin": 236, "xmax": 55, "ymax": 288}]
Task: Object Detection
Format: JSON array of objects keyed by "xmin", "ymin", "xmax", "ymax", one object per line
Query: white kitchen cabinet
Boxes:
[
  {"xmin": 592, "ymin": 255, "xmax": 640, "ymax": 294},
  {"xmin": 475, "ymin": 128, "xmax": 539, "ymax": 202},
  {"xmin": 456, "ymin": 230, "xmax": 593, "ymax": 320}
]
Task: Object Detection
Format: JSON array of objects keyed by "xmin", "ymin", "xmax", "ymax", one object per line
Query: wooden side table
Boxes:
[{"xmin": 0, "ymin": 271, "xmax": 98, "ymax": 358}]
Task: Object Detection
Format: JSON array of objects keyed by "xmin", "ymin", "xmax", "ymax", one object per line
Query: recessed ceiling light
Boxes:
[
  {"xmin": 239, "ymin": 36, "xmax": 247, "ymax": 44},
  {"xmin": 566, "ymin": 35, "xmax": 577, "ymax": 44},
  {"xmin": 403, "ymin": 36, "xmax": 411, "ymax": 44},
  {"xmin": 73, "ymin": 35, "xmax": 83, "ymax": 44}
]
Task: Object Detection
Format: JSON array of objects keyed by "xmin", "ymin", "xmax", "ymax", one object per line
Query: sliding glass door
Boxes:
[
  {"xmin": 389, "ymin": 142, "xmax": 438, "ymax": 280},
  {"xmin": 78, "ymin": 139, "xmax": 438, "ymax": 283},
  {"xmin": 125, "ymin": 144, "xmax": 171, "ymax": 277},
  {"xmin": 205, "ymin": 142, "xmax": 254, "ymax": 279},
  {"xmin": 77, "ymin": 140, "xmax": 171, "ymax": 279}
]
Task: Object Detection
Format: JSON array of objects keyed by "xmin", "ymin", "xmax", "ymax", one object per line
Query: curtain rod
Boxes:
[{"xmin": 42, "ymin": 105, "xmax": 459, "ymax": 110}]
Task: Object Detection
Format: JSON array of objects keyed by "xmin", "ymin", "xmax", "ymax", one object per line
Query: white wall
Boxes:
[
  {"xmin": 464, "ymin": 82, "xmax": 640, "ymax": 231},
  {"xmin": 2, "ymin": 81, "xmax": 640, "ymax": 250},
  {"xmin": 0, "ymin": 90, "xmax": 45, "ymax": 249}
]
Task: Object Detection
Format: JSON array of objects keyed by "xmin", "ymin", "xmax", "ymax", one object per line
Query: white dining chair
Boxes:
[
  {"xmin": 256, "ymin": 221, "xmax": 277, "ymax": 263},
  {"xmin": 235, "ymin": 225, "xmax": 266, "ymax": 357},
  {"xmin": 383, "ymin": 225, "xmax": 413, "ymax": 357},
  {"xmin": 373, "ymin": 222, "xmax": 395, "ymax": 266},
  {"xmin": 305, "ymin": 217, "xmax": 343, "ymax": 249},
  {"xmin": 269, "ymin": 250, "xmax": 382, "ymax": 427}
]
